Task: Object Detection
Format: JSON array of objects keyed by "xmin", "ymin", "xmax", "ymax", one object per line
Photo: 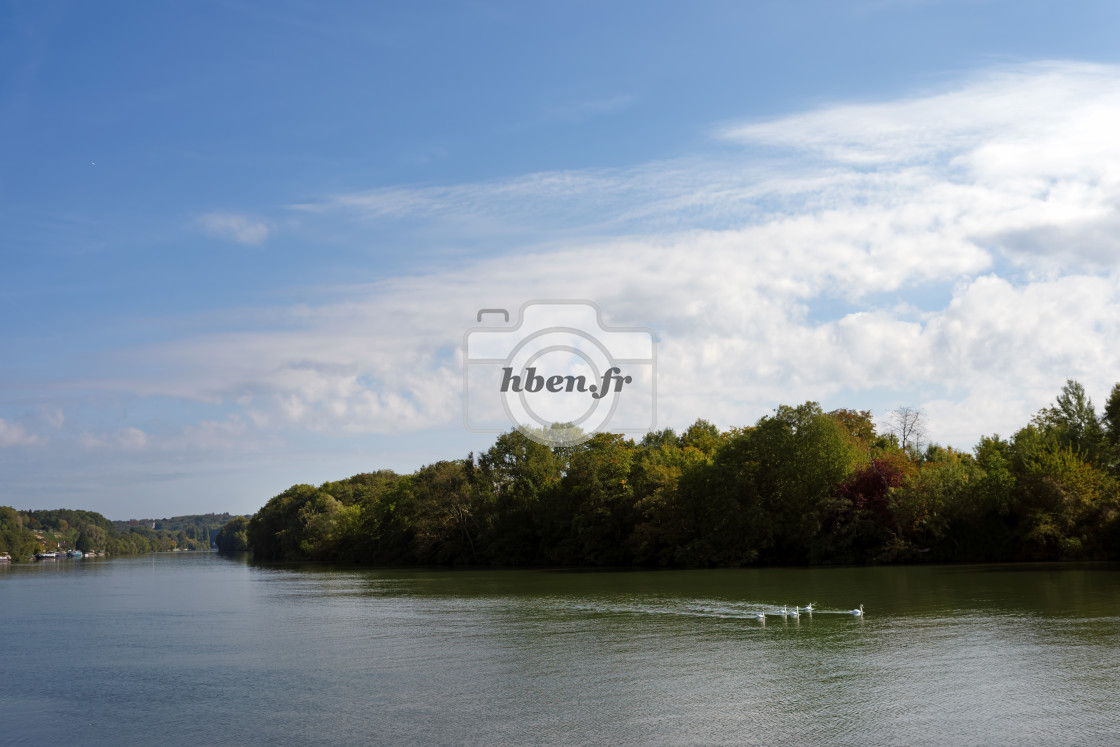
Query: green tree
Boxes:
[
  {"xmin": 678, "ymin": 419, "xmax": 726, "ymax": 458},
  {"xmin": 0, "ymin": 506, "xmax": 39, "ymax": 560},
  {"xmin": 628, "ymin": 433, "xmax": 710, "ymax": 565},
  {"xmin": 75, "ymin": 524, "xmax": 107, "ymax": 553},
  {"xmin": 247, "ymin": 484, "xmax": 333, "ymax": 560},
  {"xmin": 549, "ymin": 433, "xmax": 637, "ymax": 565},
  {"xmin": 1100, "ymin": 383, "xmax": 1120, "ymax": 475},
  {"xmin": 477, "ymin": 430, "xmax": 562, "ymax": 564},
  {"xmin": 215, "ymin": 516, "xmax": 251, "ymax": 552},
  {"xmin": 1033, "ymin": 379, "xmax": 1105, "ymax": 465},
  {"xmin": 746, "ymin": 402, "xmax": 865, "ymax": 562},
  {"xmin": 887, "ymin": 452, "xmax": 980, "ymax": 560},
  {"xmin": 828, "ymin": 408, "xmax": 877, "ymax": 446},
  {"xmin": 1014, "ymin": 442, "xmax": 1116, "ymax": 560}
]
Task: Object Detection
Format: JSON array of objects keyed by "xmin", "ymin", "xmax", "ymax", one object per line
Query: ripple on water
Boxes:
[{"xmin": 2, "ymin": 557, "xmax": 1119, "ymax": 746}]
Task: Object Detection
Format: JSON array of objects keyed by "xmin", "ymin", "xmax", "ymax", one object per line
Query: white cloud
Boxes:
[
  {"xmin": 198, "ymin": 212, "xmax": 270, "ymax": 245},
  {"xmin": 59, "ymin": 61, "xmax": 1120, "ymax": 450},
  {"xmin": 0, "ymin": 419, "xmax": 45, "ymax": 447},
  {"xmin": 720, "ymin": 61, "xmax": 1120, "ymax": 164}
]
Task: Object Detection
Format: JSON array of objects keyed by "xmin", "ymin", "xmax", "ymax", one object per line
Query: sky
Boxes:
[{"xmin": 4, "ymin": 0, "xmax": 1120, "ymax": 519}]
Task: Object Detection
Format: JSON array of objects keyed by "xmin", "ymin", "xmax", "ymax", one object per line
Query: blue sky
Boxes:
[{"xmin": 4, "ymin": 0, "xmax": 1120, "ymax": 518}]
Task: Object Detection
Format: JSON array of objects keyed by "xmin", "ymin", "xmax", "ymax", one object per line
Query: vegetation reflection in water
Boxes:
[
  {"xmin": 3, "ymin": 554, "xmax": 1118, "ymax": 745},
  {"xmin": 254, "ymin": 559, "xmax": 1119, "ymax": 745}
]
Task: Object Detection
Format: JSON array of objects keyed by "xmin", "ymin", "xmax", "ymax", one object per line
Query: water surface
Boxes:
[{"xmin": 2, "ymin": 555, "xmax": 1118, "ymax": 745}]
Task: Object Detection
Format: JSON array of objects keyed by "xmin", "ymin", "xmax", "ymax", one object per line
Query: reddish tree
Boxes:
[{"xmin": 835, "ymin": 451, "xmax": 915, "ymax": 522}]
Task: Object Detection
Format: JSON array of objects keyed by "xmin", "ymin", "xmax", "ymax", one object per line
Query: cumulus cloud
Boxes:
[
  {"xmin": 69, "ymin": 61, "xmax": 1120, "ymax": 449},
  {"xmin": 198, "ymin": 212, "xmax": 270, "ymax": 245},
  {"xmin": 0, "ymin": 419, "xmax": 45, "ymax": 447}
]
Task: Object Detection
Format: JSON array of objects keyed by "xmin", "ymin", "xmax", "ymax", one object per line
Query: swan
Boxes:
[
  {"xmin": 789, "ymin": 606, "xmax": 800, "ymax": 619},
  {"xmin": 850, "ymin": 604, "xmax": 864, "ymax": 617},
  {"xmin": 755, "ymin": 611, "xmax": 766, "ymax": 621},
  {"xmin": 779, "ymin": 606, "xmax": 789, "ymax": 618}
]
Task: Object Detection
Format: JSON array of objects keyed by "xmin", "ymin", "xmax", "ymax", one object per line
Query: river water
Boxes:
[{"xmin": 1, "ymin": 554, "xmax": 1118, "ymax": 745}]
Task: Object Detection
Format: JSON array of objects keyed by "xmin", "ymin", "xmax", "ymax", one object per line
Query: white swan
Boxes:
[
  {"xmin": 850, "ymin": 604, "xmax": 864, "ymax": 617},
  {"xmin": 789, "ymin": 606, "xmax": 800, "ymax": 619},
  {"xmin": 755, "ymin": 611, "xmax": 766, "ymax": 621},
  {"xmin": 798, "ymin": 602, "xmax": 815, "ymax": 613},
  {"xmin": 779, "ymin": 606, "xmax": 789, "ymax": 618}
]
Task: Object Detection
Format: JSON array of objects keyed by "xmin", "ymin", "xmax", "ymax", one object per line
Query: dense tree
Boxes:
[
  {"xmin": 215, "ymin": 516, "xmax": 251, "ymax": 552},
  {"xmin": 628, "ymin": 429, "xmax": 711, "ymax": 565},
  {"xmin": 1103, "ymin": 383, "xmax": 1120, "ymax": 445},
  {"xmin": 477, "ymin": 432, "xmax": 561, "ymax": 563},
  {"xmin": 553, "ymin": 433, "xmax": 637, "ymax": 565},
  {"xmin": 678, "ymin": 419, "xmax": 726, "ymax": 457},
  {"xmin": 0, "ymin": 506, "xmax": 38, "ymax": 560},
  {"xmin": 1033, "ymin": 379, "xmax": 1105, "ymax": 464},
  {"xmin": 75, "ymin": 525, "xmax": 108, "ymax": 553},
  {"xmin": 22, "ymin": 380, "xmax": 1120, "ymax": 568},
  {"xmin": 828, "ymin": 408, "xmax": 877, "ymax": 445},
  {"xmin": 0, "ymin": 506, "xmax": 207, "ymax": 559}
]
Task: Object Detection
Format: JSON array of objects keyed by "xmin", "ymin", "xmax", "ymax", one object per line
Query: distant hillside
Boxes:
[
  {"xmin": 1, "ymin": 508, "xmax": 236, "ymax": 560},
  {"xmin": 112, "ymin": 513, "xmax": 234, "ymax": 546}
]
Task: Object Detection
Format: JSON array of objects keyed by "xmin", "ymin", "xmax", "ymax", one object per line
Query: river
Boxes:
[{"xmin": 1, "ymin": 553, "xmax": 1118, "ymax": 745}]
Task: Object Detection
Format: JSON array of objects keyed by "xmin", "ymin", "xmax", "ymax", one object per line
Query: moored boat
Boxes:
[{"xmin": 0, "ymin": 553, "xmax": 11, "ymax": 562}]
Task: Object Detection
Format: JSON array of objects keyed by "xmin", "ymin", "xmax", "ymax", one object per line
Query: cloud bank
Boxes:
[{"xmin": 54, "ymin": 62, "xmax": 1120, "ymax": 456}]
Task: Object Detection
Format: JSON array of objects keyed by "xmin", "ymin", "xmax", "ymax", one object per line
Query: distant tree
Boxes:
[
  {"xmin": 688, "ymin": 402, "xmax": 864, "ymax": 564},
  {"xmin": 1033, "ymin": 379, "xmax": 1105, "ymax": 464},
  {"xmin": 476, "ymin": 431, "xmax": 561, "ymax": 564},
  {"xmin": 1103, "ymin": 383, "xmax": 1120, "ymax": 445},
  {"xmin": 628, "ymin": 433, "xmax": 707, "ymax": 565},
  {"xmin": 0, "ymin": 506, "xmax": 39, "ymax": 560},
  {"xmin": 549, "ymin": 433, "xmax": 637, "ymax": 566},
  {"xmin": 835, "ymin": 450, "xmax": 915, "ymax": 524},
  {"xmin": 1101, "ymin": 382, "xmax": 1120, "ymax": 476},
  {"xmin": 1015, "ymin": 442, "xmax": 1116, "ymax": 560},
  {"xmin": 76, "ymin": 525, "xmax": 107, "ymax": 552},
  {"xmin": 820, "ymin": 448, "xmax": 916, "ymax": 563},
  {"xmin": 886, "ymin": 406, "xmax": 926, "ymax": 452},
  {"xmin": 828, "ymin": 408, "xmax": 876, "ymax": 445},
  {"xmin": 678, "ymin": 419, "xmax": 725, "ymax": 457},
  {"xmin": 215, "ymin": 516, "xmax": 250, "ymax": 553},
  {"xmin": 640, "ymin": 428, "xmax": 678, "ymax": 449}
]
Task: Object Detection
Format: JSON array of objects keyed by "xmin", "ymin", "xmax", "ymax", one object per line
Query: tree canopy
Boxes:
[{"xmin": 233, "ymin": 381, "xmax": 1120, "ymax": 567}]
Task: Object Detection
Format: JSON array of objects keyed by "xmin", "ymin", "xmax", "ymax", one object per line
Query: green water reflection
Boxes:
[{"xmin": 2, "ymin": 556, "xmax": 1117, "ymax": 745}]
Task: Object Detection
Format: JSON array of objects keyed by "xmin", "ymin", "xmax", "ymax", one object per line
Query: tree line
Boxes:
[
  {"xmin": 0, "ymin": 508, "xmax": 224, "ymax": 560},
  {"xmin": 235, "ymin": 380, "xmax": 1120, "ymax": 567}
]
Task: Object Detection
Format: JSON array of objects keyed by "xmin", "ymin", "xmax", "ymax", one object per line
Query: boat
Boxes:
[
  {"xmin": 0, "ymin": 553, "xmax": 11, "ymax": 562},
  {"xmin": 35, "ymin": 552, "xmax": 58, "ymax": 560},
  {"xmin": 67, "ymin": 550, "xmax": 83, "ymax": 558}
]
